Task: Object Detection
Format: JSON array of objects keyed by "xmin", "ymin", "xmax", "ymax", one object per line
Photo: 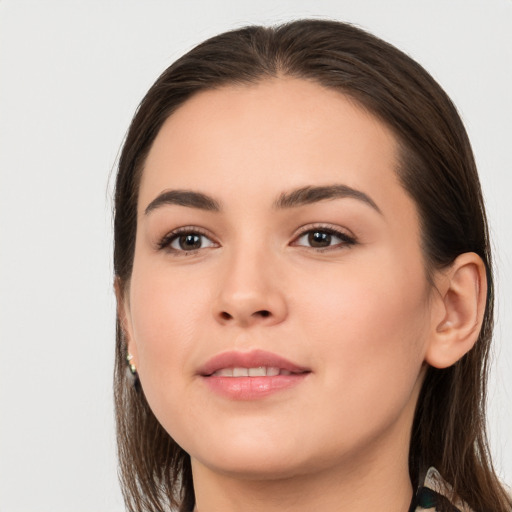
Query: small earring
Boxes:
[{"xmin": 126, "ymin": 353, "xmax": 137, "ymax": 375}]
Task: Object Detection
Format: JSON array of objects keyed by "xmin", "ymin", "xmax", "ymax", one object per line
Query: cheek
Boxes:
[
  {"xmin": 128, "ymin": 258, "xmax": 209, "ymax": 386},
  {"xmin": 127, "ymin": 263, "xmax": 213, "ymax": 439},
  {"xmin": 303, "ymin": 251, "xmax": 428, "ymax": 335},
  {"xmin": 298, "ymin": 255, "xmax": 430, "ymax": 409}
]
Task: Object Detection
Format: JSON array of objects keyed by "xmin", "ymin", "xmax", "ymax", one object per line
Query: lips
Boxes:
[
  {"xmin": 211, "ymin": 367, "xmax": 293, "ymax": 377},
  {"xmin": 198, "ymin": 349, "xmax": 310, "ymax": 377},
  {"xmin": 198, "ymin": 349, "xmax": 311, "ymax": 400}
]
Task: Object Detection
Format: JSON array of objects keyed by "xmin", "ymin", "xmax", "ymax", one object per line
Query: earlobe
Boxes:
[
  {"xmin": 425, "ymin": 253, "xmax": 487, "ymax": 369},
  {"xmin": 114, "ymin": 277, "xmax": 138, "ymax": 364}
]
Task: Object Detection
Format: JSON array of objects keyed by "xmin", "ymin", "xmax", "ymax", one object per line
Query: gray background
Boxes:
[{"xmin": 0, "ymin": 1, "xmax": 511, "ymax": 510}]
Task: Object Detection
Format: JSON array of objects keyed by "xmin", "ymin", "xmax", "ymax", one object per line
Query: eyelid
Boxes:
[
  {"xmin": 156, "ymin": 222, "xmax": 356, "ymax": 255},
  {"xmin": 291, "ymin": 223, "xmax": 357, "ymax": 249},
  {"xmin": 157, "ymin": 225, "xmax": 219, "ymax": 253}
]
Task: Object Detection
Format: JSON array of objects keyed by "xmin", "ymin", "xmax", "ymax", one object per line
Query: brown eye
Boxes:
[
  {"xmin": 294, "ymin": 228, "xmax": 356, "ymax": 250},
  {"xmin": 176, "ymin": 233, "xmax": 203, "ymax": 251},
  {"xmin": 166, "ymin": 231, "xmax": 216, "ymax": 253},
  {"xmin": 308, "ymin": 231, "xmax": 332, "ymax": 248}
]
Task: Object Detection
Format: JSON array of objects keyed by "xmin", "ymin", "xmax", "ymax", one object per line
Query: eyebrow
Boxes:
[
  {"xmin": 273, "ymin": 184, "xmax": 381, "ymax": 213},
  {"xmin": 144, "ymin": 184, "xmax": 381, "ymax": 215},
  {"xmin": 145, "ymin": 189, "xmax": 221, "ymax": 214}
]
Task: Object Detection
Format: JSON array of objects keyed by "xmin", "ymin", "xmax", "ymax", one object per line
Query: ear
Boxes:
[
  {"xmin": 425, "ymin": 253, "xmax": 487, "ymax": 369},
  {"xmin": 114, "ymin": 277, "xmax": 138, "ymax": 364}
]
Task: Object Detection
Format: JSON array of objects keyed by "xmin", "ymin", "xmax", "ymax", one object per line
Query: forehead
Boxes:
[{"xmin": 139, "ymin": 78, "xmax": 404, "ymax": 215}]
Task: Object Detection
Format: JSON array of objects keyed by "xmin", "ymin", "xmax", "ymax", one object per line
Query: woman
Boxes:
[{"xmin": 113, "ymin": 19, "xmax": 511, "ymax": 512}]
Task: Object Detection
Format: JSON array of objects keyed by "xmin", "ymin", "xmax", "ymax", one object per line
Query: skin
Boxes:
[{"xmin": 119, "ymin": 78, "xmax": 486, "ymax": 512}]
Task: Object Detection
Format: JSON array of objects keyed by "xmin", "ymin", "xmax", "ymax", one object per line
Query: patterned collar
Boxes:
[{"xmin": 410, "ymin": 467, "xmax": 473, "ymax": 512}]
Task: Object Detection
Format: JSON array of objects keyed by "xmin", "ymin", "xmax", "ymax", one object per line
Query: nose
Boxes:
[{"xmin": 212, "ymin": 246, "xmax": 288, "ymax": 328}]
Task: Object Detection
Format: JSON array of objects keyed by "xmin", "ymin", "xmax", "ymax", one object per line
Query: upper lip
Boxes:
[{"xmin": 198, "ymin": 349, "xmax": 310, "ymax": 376}]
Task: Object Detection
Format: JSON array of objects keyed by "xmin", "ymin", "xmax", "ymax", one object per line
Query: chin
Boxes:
[
  {"xmin": 196, "ymin": 451, "xmax": 312, "ymax": 481},
  {"xmin": 185, "ymin": 428, "xmax": 315, "ymax": 480}
]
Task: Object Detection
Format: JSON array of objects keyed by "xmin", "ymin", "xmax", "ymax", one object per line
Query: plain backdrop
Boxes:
[{"xmin": 0, "ymin": 1, "xmax": 511, "ymax": 511}]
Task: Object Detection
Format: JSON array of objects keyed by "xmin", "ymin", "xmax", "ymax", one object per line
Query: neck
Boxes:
[{"xmin": 191, "ymin": 442, "xmax": 413, "ymax": 512}]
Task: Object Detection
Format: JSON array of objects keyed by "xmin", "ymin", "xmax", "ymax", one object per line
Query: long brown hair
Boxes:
[{"xmin": 113, "ymin": 19, "xmax": 511, "ymax": 512}]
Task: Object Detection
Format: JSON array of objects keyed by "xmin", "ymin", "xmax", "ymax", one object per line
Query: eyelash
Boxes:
[
  {"xmin": 293, "ymin": 224, "xmax": 356, "ymax": 252},
  {"xmin": 157, "ymin": 224, "xmax": 356, "ymax": 256},
  {"xmin": 157, "ymin": 226, "xmax": 216, "ymax": 255}
]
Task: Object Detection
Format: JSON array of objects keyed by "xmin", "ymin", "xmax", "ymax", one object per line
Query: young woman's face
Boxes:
[{"xmin": 122, "ymin": 78, "xmax": 436, "ymax": 479}]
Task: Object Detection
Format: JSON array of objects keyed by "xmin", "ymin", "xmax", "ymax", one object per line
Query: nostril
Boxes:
[{"xmin": 218, "ymin": 309, "xmax": 272, "ymax": 322}]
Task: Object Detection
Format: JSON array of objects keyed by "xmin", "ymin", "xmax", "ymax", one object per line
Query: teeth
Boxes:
[
  {"xmin": 211, "ymin": 367, "xmax": 290, "ymax": 377},
  {"xmin": 248, "ymin": 367, "xmax": 266, "ymax": 377},
  {"xmin": 233, "ymin": 367, "xmax": 248, "ymax": 377},
  {"xmin": 215, "ymin": 368, "xmax": 234, "ymax": 377}
]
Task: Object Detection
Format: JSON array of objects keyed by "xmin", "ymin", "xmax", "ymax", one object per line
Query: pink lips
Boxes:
[{"xmin": 198, "ymin": 349, "xmax": 311, "ymax": 400}]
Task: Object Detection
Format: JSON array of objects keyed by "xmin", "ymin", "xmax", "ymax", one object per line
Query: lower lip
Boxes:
[{"xmin": 201, "ymin": 374, "xmax": 309, "ymax": 400}]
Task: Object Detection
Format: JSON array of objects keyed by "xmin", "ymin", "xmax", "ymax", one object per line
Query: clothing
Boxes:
[
  {"xmin": 191, "ymin": 467, "xmax": 472, "ymax": 512},
  {"xmin": 410, "ymin": 467, "xmax": 473, "ymax": 512}
]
